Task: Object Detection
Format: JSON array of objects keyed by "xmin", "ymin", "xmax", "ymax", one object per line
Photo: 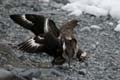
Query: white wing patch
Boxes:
[
  {"xmin": 28, "ymin": 38, "xmax": 40, "ymax": 47},
  {"xmin": 21, "ymin": 15, "xmax": 33, "ymax": 24},
  {"xmin": 44, "ymin": 18, "xmax": 49, "ymax": 33},
  {"xmin": 63, "ymin": 42, "xmax": 66, "ymax": 50},
  {"xmin": 18, "ymin": 37, "xmax": 44, "ymax": 52},
  {"xmin": 38, "ymin": 36, "xmax": 44, "ymax": 40},
  {"xmin": 65, "ymin": 36, "xmax": 72, "ymax": 40}
]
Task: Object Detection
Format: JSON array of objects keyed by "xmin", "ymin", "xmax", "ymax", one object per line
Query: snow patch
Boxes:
[
  {"xmin": 115, "ymin": 20, "xmax": 120, "ymax": 32},
  {"xmin": 62, "ymin": 0, "xmax": 120, "ymax": 32},
  {"xmin": 62, "ymin": 0, "xmax": 120, "ymax": 19},
  {"xmin": 114, "ymin": 24, "xmax": 120, "ymax": 32}
]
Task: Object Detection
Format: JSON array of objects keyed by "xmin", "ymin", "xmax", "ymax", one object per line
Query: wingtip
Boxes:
[
  {"xmin": 10, "ymin": 14, "xmax": 21, "ymax": 21},
  {"xmin": 10, "ymin": 14, "xmax": 15, "ymax": 20},
  {"xmin": 10, "ymin": 14, "xmax": 17, "ymax": 18}
]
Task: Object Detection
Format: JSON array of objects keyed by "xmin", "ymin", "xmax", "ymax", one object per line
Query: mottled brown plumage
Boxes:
[
  {"xmin": 10, "ymin": 14, "xmax": 87, "ymax": 66},
  {"xmin": 10, "ymin": 14, "xmax": 63, "ymax": 65},
  {"xmin": 59, "ymin": 19, "xmax": 86, "ymax": 66}
]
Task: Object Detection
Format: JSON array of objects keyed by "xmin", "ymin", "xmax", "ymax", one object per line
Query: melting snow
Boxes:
[
  {"xmin": 114, "ymin": 24, "xmax": 120, "ymax": 32},
  {"xmin": 114, "ymin": 20, "xmax": 120, "ymax": 32},
  {"xmin": 62, "ymin": 0, "xmax": 120, "ymax": 32}
]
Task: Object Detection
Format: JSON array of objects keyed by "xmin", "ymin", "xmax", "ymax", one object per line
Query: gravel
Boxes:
[{"xmin": 0, "ymin": 0, "xmax": 120, "ymax": 80}]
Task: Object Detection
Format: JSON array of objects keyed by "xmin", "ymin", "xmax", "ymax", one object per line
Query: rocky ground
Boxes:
[{"xmin": 0, "ymin": 0, "xmax": 120, "ymax": 80}]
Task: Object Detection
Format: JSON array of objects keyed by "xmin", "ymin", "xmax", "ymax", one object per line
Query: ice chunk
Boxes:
[{"xmin": 62, "ymin": 0, "xmax": 120, "ymax": 19}]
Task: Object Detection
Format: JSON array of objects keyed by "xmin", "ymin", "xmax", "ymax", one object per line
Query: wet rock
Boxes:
[
  {"xmin": 0, "ymin": 43, "xmax": 21, "ymax": 67},
  {"xmin": 78, "ymin": 69, "xmax": 86, "ymax": 76},
  {"xmin": 4, "ymin": 4, "xmax": 14, "ymax": 9},
  {"xmin": 52, "ymin": 0, "xmax": 69, "ymax": 4},
  {"xmin": 0, "ymin": 72, "xmax": 31, "ymax": 80},
  {"xmin": 18, "ymin": 69, "xmax": 41, "ymax": 78},
  {"xmin": 108, "ymin": 22, "xmax": 114, "ymax": 26},
  {"xmin": 0, "ymin": 0, "xmax": 3, "ymax": 4},
  {"xmin": 50, "ymin": 69, "xmax": 64, "ymax": 77},
  {"xmin": 65, "ymin": 77, "xmax": 77, "ymax": 80},
  {"xmin": 0, "ymin": 57, "xmax": 7, "ymax": 65},
  {"xmin": 90, "ymin": 44, "xmax": 97, "ymax": 50},
  {"xmin": 0, "ymin": 69, "xmax": 15, "ymax": 80},
  {"xmin": 100, "ymin": 32, "xmax": 109, "ymax": 36},
  {"xmin": 49, "ymin": 1, "xmax": 63, "ymax": 9}
]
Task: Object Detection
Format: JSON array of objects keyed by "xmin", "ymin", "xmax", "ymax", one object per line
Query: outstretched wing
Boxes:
[
  {"xmin": 59, "ymin": 19, "xmax": 79, "ymax": 66},
  {"xmin": 10, "ymin": 14, "xmax": 60, "ymax": 37},
  {"xmin": 18, "ymin": 36, "xmax": 45, "ymax": 53},
  {"xmin": 60, "ymin": 19, "xmax": 78, "ymax": 31},
  {"xmin": 58, "ymin": 19, "xmax": 78, "ymax": 40}
]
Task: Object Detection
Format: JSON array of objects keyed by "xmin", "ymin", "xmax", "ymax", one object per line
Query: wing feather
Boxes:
[
  {"xmin": 18, "ymin": 37, "xmax": 45, "ymax": 53},
  {"xmin": 10, "ymin": 14, "xmax": 60, "ymax": 36}
]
